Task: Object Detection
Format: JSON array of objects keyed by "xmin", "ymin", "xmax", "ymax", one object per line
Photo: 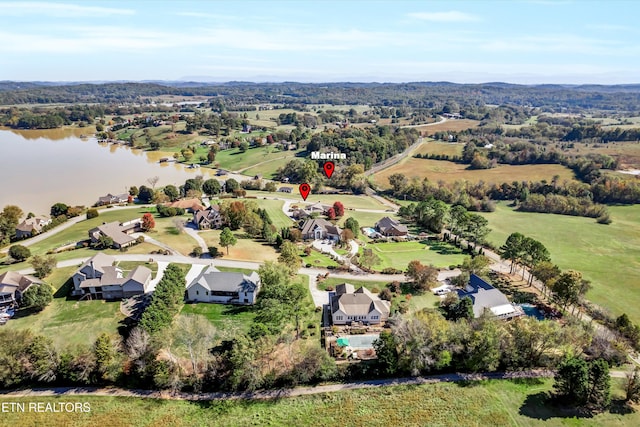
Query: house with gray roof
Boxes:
[
  {"xmin": 186, "ymin": 266, "xmax": 260, "ymax": 305},
  {"xmin": 375, "ymin": 216, "xmax": 408, "ymax": 237},
  {"xmin": 15, "ymin": 216, "xmax": 51, "ymax": 239},
  {"xmin": 300, "ymin": 218, "xmax": 342, "ymax": 241},
  {"xmin": 457, "ymin": 274, "xmax": 524, "ymax": 319},
  {"xmin": 96, "ymin": 193, "xmax": 129, "ymax": 206},
  {"xmin": 192, "ymin": 205, "xmax": 223, "ymax": 230},
  {"xmin": 330, "ymin": 283, "xmax": 390, "ymax": 325},
  {"xmin": 88, "ymin": 219, "xmax": 141, "ymax": 249},
  {"xmin": 71, "ymin": 252, "xmax": 152, "ymax": 300},
  {"xmin": 0, "ymin": 271, "xmax": 44, "ymax": 308}
]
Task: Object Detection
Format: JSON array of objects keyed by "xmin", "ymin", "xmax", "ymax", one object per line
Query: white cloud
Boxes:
[
  {"xmin": 407, "ymin": 11, "xmax": 480, "ymax": 22},
  {"xmin": 0, "ymin": 2, "xmax": 135, "ymax": 17}
]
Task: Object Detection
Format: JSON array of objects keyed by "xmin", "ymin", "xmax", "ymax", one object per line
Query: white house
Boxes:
[
  {"xmin": 331, "ymin": 283, "xmax": 390, "ymax": 325},
  {"xmin": 186, "ymin": 266, "xmax": 261, "ymax": 305}
]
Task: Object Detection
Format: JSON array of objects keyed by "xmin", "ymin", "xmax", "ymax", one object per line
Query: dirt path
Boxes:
[{"xmin": 0, "ymin": 369, "xmax": 631, "ymax": 402}]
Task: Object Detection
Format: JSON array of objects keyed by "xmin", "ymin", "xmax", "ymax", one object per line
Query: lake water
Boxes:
[{"xmin": 0, "ymin": 128, "xmax": 213, "ymax": 215}]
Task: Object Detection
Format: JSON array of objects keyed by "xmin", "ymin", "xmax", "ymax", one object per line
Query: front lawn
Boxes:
[
  {"xmin": 362, "ymin": 239, "xmax": 466, "ymax": 270},
  {"xmin": 199, "ymin": 230, "xmax": 278, "ymax": 262}
]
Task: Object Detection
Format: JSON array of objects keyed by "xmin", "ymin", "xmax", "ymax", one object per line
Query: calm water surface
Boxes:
[{"xmin": 0, "ymin": 128, "xmax": 211, "ymax": 215}]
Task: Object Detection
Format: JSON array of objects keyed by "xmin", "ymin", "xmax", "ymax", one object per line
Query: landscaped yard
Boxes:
[
  {"xmin": 199, "ymin": 229, "xmax": 278, "ymax": 262},
  {"xmin": 479, "ymin": 202, "xmax": 640, "ymax": 323},
  {"xmin": 362, "ymin": 240, "xmax": 466, "ymax": 270},
  {"xmin": 253, "ymin": 199, "xmax": 295, "ymax": 229},
  {"xmin": 3, "ymin": 267, "xmax": 124, "ymax": 348},
  {"xmin": 3, "ymin": 378, "xmax": 639, "ymax": 426}
]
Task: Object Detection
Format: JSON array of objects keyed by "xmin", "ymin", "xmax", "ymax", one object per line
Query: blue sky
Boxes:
[{"xmin": 1, "ymin": 0, "xmax": 639, "ymax": 84}]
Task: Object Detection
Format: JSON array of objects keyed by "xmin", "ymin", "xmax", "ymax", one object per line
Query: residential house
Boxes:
[
  {"xmin": 457, "ymin": 274, "xmax": 524, "ymax": 319},
  {"xmin": 186, "ymin": 266, "xmax": 260, "ymax": 305},
  {"xmin": 375, "ymin": 216, "xmax": 409, "ymax": 237},
  {"xmin": 0, "ymin": 271, "xmax": 43, "ymax": 307},
  {"xmin": 306, "ymin": 202, "xmax": 331, "ymax": 215},
  {"xmin": 163, "ymin": 198, "xmax": 205, "ymax": 213},
  {"xmin": 330, "ymin": 283, "xmax": 390, "ymax": 325},
  {"xmin": 88, "ymin": 219, "xmax": 142, "ymax": 249},
  {"xmin": 192, "ymin": 205, "xmax": 223, "ymax": 230},
  {"xmin": 71, "ymin": 252, "xmax": 152, "ymax": 300},
  {"xmin": 301, "ymin": 218, "xmax": 342, "ymax": 241},
  {"xmin": 96, "ymin": 193, "xmax": 129, "ymax": 206},
  {"xmin": 15, "ymin": 216, "xmax": 52, "ymax": 239}
]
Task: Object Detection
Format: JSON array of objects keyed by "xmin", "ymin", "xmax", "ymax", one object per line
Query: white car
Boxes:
[{"xmin": 433, "ymin": 288, "xmax": 452, "ymax": 296}]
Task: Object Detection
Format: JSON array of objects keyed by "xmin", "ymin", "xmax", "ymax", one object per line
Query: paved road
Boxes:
[{"xmin": 1, "ymin": 369, "xmax": 631, "ymax": 402}]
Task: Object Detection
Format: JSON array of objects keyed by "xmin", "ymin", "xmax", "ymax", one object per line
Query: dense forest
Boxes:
[{"xmin": 2, "ymin": 81, "xmax": 640, "ymax": 112}]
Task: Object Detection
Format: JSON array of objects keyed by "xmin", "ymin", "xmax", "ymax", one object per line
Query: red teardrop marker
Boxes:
[
  {"xmin": 299, "ymin": 183, "xmax": 311, "ymax": 201},
  {"xmin": 323, "ymin": 161, "xmax": 335, "ymax": 178}
]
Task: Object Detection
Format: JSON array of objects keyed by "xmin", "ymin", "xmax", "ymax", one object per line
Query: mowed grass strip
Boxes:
[
  {"xmin": 215, "ymin": 146, "xmax": 302, "ymax": 172},
  {"xmin": 479, "ymin": 202, "xmax": 640, "ymax": 323},
  {"xmin": 4, "ymin": 379, "xmax": 639, "ymax": 426},
  {"xmin": 413, "ymin": 140, "xmax": 464, "ymax": 157},
  {"xmin": 373, "ymin": 158, "xmax": 577, "ymax": 187}
]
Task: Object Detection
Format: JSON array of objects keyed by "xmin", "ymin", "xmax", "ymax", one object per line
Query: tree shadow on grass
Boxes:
[
  {"xmin": 519, "ymin": 392, "xmax": 595, "ymax": 420},
  {"xmin": 420, "ymin": 240, "xmax": 463, "ymax": 255},
  {"xmin": 222, "ymin": 305, "xmax": 253, "ymax": 316}
]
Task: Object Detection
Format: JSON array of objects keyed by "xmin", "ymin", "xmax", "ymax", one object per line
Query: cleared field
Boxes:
[
  {"xmin": 479, "ymin": 202, "xmax": 640, "ymax": 323},
  {"xmin": 2, "ymin": 379, "xmax": 638, "ymax": 426},
  {"xmin": 413, "ymin": 140, "xmax": 464, "ymax": 157},
  {"xmin": 420, "ymin": 118, "xmax": 480, "ymax": 134},
  {"xmin": 363, "ymin": 240, "xmax": 466, "ymax": 270},
  {"xmin": 199, "ymin": 230, "xmax": 278, "ymax": 262},
  {"xmin": 4, "ymin": 267, "xmax": 123, "ymax": 348},
  {"xmin": 151, "ymin": 216, "xmax": 199, "ymax": 256},
  {"xmin": 243, "ymin": 190, "xmax": 390, "ymax": 211},
  {"xmin": 563, "ymin": 141, "xmax": 640, "ymax": 169},
  {"xmin": 373, "ymin": 158, "xmax": 577, "ymax": 187},
  {"xmin": 242, "ymin": 155, "xmax": 300, "ymax": 178}
]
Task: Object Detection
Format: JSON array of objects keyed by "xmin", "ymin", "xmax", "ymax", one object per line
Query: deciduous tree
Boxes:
[{"xmin": 219, "ymin": 227, "xmax": 237, "ymax": 255}]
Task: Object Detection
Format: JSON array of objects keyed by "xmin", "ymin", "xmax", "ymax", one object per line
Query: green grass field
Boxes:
[
  {"xmin": 180, "ymin": 303, "xmax": 255, "ymax": 333},
  {"xmin": 2, "ymin": 379, "xmax": 637, "ymax": 426},
  {"xmin": 3, "ymin": 267, "xmax": 124, "ymax": 348},
  {"xmin": 413, "ymin": 139, "xmax": 464, "ymax": 157},
  {"xmin": 253, "ymin": 199, "xmax": 295, "ymax": 229},
  {"xmin": 214, "ymin": 145, "xmax": 302, "ymax": 173},
  {"xmin": 479, "ymin": 202, "xmax": 640, "ymax": 323},
  {"xmin": 363, "ymin": 240, "xmax": 466, "ymax": 270}
]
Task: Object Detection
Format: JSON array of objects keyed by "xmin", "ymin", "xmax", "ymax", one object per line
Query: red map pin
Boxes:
[
  {"xmin": 299, "ymin": 183, "xmax": 311, "ymax": 201},
  {"xmin": 323, "ymin": 161, "xmax": 335, "ymax": 178}
]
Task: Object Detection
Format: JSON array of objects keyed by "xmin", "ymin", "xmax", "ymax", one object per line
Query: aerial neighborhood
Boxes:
[{"xmin": 1, "ymin": 74, "xmax": 640, "ymax": 423}]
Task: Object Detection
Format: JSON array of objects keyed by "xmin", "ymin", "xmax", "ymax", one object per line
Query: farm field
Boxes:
[
  {"xmin": 362, "ymin": 240, "xmax": 466, "ymax": 270},
  {"xmin": 3, "ymin": 267, "xmax": 124, "ymax": 348},
  {"xmin": 372, "ymin": 157, "xmax": 577, "ymax": 187},
  {"xmin": 199, "ymin": 229, "xmax": 278, "ymax": 262},
  {"xmin": 413, "ymin": 139, "xmax": 464, "ymax": 157},
  {"xmin": 479, "ymin": 202, "xmax": 640, "ymax": 323},
  {"xmin": 2, "ymin": 379, "xmax": 638, "ymax": 427},
  {"xmin": 419, "ymin": 118, "xmax": 480, "ymax": 134}
]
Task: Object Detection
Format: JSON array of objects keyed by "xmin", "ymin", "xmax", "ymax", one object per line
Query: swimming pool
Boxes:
[
  {"xmin": 518, "ymin": 303, "xmax": 545, "ymax": 320},
  {"xmin": 337, "ymin": 334, "xmax": 380, "ymax": 350}
]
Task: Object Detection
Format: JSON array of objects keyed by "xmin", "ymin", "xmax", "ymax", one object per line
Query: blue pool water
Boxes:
[
  {"xmin": 518, "ymin": 303, "xmax": 545, "ymax": 320},
  {"xmin": 338, "ymin": 334, "xmax": 380, "ymax": 350},
  {"xmin": 363, "ymin": 227, "xmax": 376, "ymax": 234}
]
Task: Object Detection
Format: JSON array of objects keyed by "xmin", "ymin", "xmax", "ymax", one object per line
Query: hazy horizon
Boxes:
[{"xmin": 1, "ymin": 1, "xmax": 640, "ymax": 85}]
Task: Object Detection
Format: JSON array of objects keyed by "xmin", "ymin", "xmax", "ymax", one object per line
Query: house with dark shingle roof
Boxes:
[
  {"xmin": 192, "ymin": 205, "xmax": 223, "ymax": 230},
  {"xmin": 375, "ymin": 216, "xmax": 408, "ymax": 237},
  {"xmin": 330, "ymin": 283, "xmax": 390, "ymax": 325},
  {"xmin": 186, "ymin": 266, "xmax": 260, "ymax": 305},
  {"xmin": 300, "ymin": 218, "xmax": 342, "ymax": 241},
  {"xmin": 15, "ymin": 216, "xmax": 52, "ymax": 239},
  {"xmin": 0, "ymin": 271, "xmax": 44, "ymax": 307},
  {"xmin": 96, "ymin": 193, "xmax": 129, "ymax": 206},
  {"xmin": 457, "ymin": 274, "xmax": 524, "ymax": 319},
  {"xmin": 71, "ymin": 252, "xmax": 152, "ymax": 300}
]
